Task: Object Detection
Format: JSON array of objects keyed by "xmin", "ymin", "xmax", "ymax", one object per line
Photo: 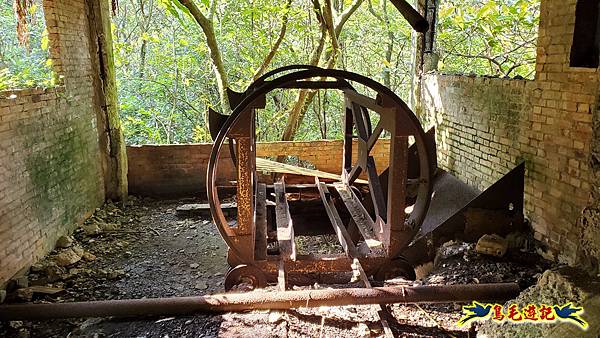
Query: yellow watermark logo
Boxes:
[{"xmin": 457, "ymin": 301, "xmax": 588, "ymax": 330}]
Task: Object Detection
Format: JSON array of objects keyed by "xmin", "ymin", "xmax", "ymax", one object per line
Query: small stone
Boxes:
[
  {"xmin": 82, "ymin": 252, "xmax": 97, "ymax": 261},
  {"xmin": 357, "ymin": 323, "xmax": 370, "ymax": 338},
  {"xmin": 16, "ymin": 288, "xmax": 33, "ymax": 302},
  {"xmin": 268, "ymin": 311, "xmax": 284, "ymax": 323},
  {"xmin": 45, "ymin": 264, "xmax": 67, "ymax": 282},
  {"xmin": 81, "ymin": 222, "xmax": 101, "ymax": 236},
  {"xmin": 190, "ymin": 263, "xmax": 199, "ymax": 269},
  {"xmin": 55, "ymin": 246, "xmax": 84, "ymax": 266},
  {"xmin": 107, "ymin": 269, "xmax": 125, "ymax": 280},
  {"xmin": 56, "ymin": 235, "xmax": 74, "ymax": 248},
  {"xmin": 0, "ymin": 289, "xmax": 6, "ymax": 303},
  {"xmin": 194, "ymin": 281, "xmax": 208, "ymax": 290},
  {"xmin": 30, "ymin": 263, "xmax": 45, "ymax": 273},
  {"xmin": 72, "ymin": 246, "xmax": 84, "ymax": 256},
  {"xmin": 9, "ymin": 321, "xmax": 23, "ymax": 329},
  {"xmin": 100, "ymin": 223, "xmax": 119, "ymax": 231}
]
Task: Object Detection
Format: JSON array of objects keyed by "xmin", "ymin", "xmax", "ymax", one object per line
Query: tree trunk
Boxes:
[
  {"xmin": 176, "ymin": 0, "xmax": 231, "ymax": 114},
  {"xmin": 252, "ymin": 0, "xmax": 292, "ymax": 80},
  {"xmin": 280, "ymin": 0, "xmax": 364, "ymax": 142}
]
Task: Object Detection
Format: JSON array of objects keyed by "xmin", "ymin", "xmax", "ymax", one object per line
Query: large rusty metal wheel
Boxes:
[{"xmin": 207, "ymin": 65, "xmax": 433, "ymax": 284}]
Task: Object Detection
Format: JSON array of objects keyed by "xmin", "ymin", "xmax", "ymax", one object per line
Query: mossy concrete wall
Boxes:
[
  {"xmin": 0, "ymin": 0, "xmax": 107, "ymax": 284},
  {"xmin": 419, "ymin": 0, "xmax": 599, "ymax": 269}
]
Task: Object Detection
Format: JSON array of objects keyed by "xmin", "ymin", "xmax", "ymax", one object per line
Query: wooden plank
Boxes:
[
  {"xmin": 256, "ymin": 157, "xmax": 368, "ymax": 184},
  {"xmin": 274, "ymin": 181, "xmax": 296, "ymax": 261},
  {"xmin": 333, "ymin": 182, "xmax": 384, "ymax": 255},
  {"xmin": 315, "ymin": 178, "xmax": 360, "ymax": 258},
  {"xmin": 254, "ymin": 183, "xmax": 268, "ymax": 260}
]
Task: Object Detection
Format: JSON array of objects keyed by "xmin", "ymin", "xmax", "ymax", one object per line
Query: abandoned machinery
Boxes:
[
  {"xmin": 208, "ymin": 65, "xmax": 527, "ymax": 292},
  {"xmin": 0, "ymin": 66, "xmax": 525, "ymax": 323}
]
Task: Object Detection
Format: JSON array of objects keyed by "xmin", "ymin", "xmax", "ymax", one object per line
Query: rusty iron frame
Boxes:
[{"xmin": 206, "ymin": 66, "xmax": 434, "ymax": 289}]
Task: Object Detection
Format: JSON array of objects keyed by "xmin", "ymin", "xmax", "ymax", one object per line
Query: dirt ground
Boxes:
[{"xmin": 0, "ymin": 198, "xmax": 552, "ymax": 338}]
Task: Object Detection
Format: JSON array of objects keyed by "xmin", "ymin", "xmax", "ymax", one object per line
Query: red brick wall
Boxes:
[
  {"xmin": 420, "ymin": 0, "xmax": 598, "ymax": 265},
  {"xmin": 0, "ymin": 0, "xmax": 105, "ymax": 284},
  {"xmin": 127, "ymin": 139, "xmax": 391, "ymax": 197}
]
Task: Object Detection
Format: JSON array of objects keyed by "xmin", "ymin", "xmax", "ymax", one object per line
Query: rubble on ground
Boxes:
[
  {"xmin": 0, "ymin": 198, "xmax": 560, "ymax": 338},
  {"xmin": 477, "ymin": 267, "xmax": 600, "ymax": 338}
]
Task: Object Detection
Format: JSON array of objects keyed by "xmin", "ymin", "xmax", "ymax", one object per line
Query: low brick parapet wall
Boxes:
[{"xmin": 127, "ymin": 139, "xmax": 391, "ymax": 197}]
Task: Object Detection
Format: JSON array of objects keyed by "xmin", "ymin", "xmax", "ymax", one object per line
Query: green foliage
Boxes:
[
  {"xmin": 114, "ymin": 0, "xmax": 541, "ymax": 145},
  {"xmin": 114, "ymin": 0, "xmax": 418, "ymax": 144},
  {"xmin": 436, "ymin": 0, "xmax": 540, "ymax": 78},
  {"xmin": 0, "ymin": 0, "xmax": 54, "ymax": 91}
]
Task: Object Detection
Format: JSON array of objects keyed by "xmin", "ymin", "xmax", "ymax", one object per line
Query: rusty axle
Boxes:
[{"xmin": 0, "ymin": 283, "xmax": 519, "ymax": 321}]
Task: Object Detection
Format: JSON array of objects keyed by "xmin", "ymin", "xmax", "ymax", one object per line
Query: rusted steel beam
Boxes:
[
  {"xmin": 0, "ymin": 283, "xmax": 520, "ymax": 320},
  {"xmin": 334, "ymin": 182, "xmax": 384, "ymax": 255},
  {"xmin": 254, "ymin": 183, "xmax": 268, "ymax": 261},
  {"xmin": 350, "ymin": 258, "xmax": 394, "ymax": 338},
  {"xmin": 316, "ymin": 177, "xmax": 360, "ymax": 258},
  {"xmin": 274, "ymin": 180, "xmax": 296, "ymax": 261}
]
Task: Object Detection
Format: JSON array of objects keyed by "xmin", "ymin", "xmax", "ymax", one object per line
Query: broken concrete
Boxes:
[
  {"xmin": 54, "ymin": 246, "xmax": 84, "ymax": 267},
  {"xmin": 55, "ymin": 236, "xmax": 74, "ymax": 249}
]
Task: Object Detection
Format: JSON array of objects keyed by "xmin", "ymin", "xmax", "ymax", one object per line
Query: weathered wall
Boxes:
[
  {"xmin": 0, "ymin": 0, "xmax": 106, "ymax": 284},
  {"xmin": 419, "ymin": 0, "xmax": 598, "ymax": 267},
  {"xmin": 127, "ymin": 139, "xmax": 391, "ymax": 197}
]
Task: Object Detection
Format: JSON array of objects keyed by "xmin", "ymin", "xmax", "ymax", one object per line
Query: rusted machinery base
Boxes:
[{"xmin": 0, "ymin": 283, "xmax": 519, "ymax": 321}]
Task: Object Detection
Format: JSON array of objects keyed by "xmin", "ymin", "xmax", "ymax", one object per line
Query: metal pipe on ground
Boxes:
[{"xmin": 0, "ymin": 283, "xmax": 520, "ymax": 321}]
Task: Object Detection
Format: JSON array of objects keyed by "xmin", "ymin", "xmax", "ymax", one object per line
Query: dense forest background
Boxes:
[{"xmin": 1, "ymin": 0, "xmax": 539, "ymax": 144}]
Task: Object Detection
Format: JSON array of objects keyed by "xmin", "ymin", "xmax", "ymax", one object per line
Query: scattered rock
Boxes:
[
  {"xmin": 9, "ymin": 321, "xmax": 23, "ymax": 329},
  {"xmin": 16, "ymin": 288, "xmax": 33, "ymax": 302},
  {"xmin": 82, "ymin": 251, "xmax": 97, "ymax": 261},
  {"xmin": 30, "ymin": 263, "xmax": 45, "ymax": 273},
  {"xmin": 55, "ymin": 246, "xmax": 84, "ymax": 267},
  {"xmin": 194, "ymin": 281, "xmax": 208, "ymax": 290},
  {"xmin": 45, "ymin": 264, "xmax": 67, "ymax": 282},
  {"xmin": 268, "ymin": 310, "xmax": 284, "ymax": 323},
  {"xmin": 106, "ymin": 269, "xmax": 126, "ymax": 280},
  {"xmin": 17, "ymin": 328, "xmax": 30, "ymax": 338},
  {"xmin": 100, "ymin": 223, "xmax": 119, "ymax": 231},
  {"xmin": 56, "ymin": 235, "xmax": 74, "ymax": 248},
  {"xmin": 190, "ymin": 263, "xmax": 199, "ymax": 269},
  {"xmin": 357, "ymin": 322, "xmax": 370, "ymax": 337},
  {"xmin": 81, "ymin": 222, "xmax": 101, "ymax": 236},
  {"xmin": 476, "ymin": 234, "xmax": 508, "ymax": 257}
]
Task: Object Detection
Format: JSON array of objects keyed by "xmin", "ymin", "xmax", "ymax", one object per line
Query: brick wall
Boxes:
[
  {"xmin": 0, "ymin": 0, "xmax": 105, "ymax": 284},
  {"xmin": 420, "ymin": 0, "xmax": 598, "ymax": 266},
  {"xmin": 127, "ymin": 139, "xmax": 391, "ymax": 197}
]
